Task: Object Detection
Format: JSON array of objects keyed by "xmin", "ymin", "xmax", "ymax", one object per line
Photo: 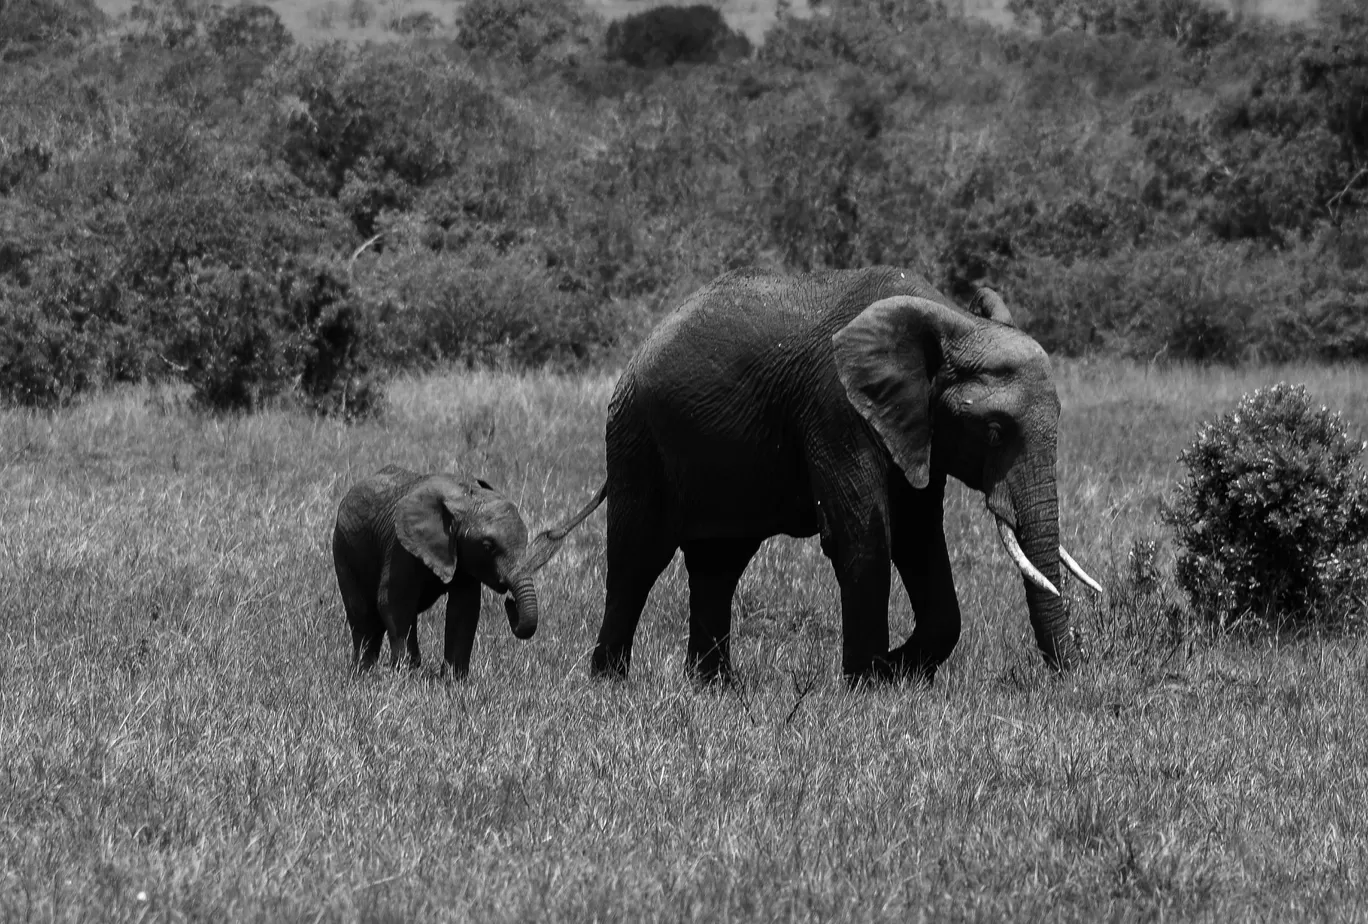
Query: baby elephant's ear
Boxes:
[{"xmin": 395, "ymin": 477, "xmax": 470, "ymax": 583}]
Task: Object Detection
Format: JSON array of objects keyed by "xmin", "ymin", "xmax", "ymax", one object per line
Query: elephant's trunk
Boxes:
[
  {"xmin": 504, "ymin": 576, "xmax": 538, "ymax": 640},
  {"xmin": 1007, "ymin": 449, "xmax": 1077, "ymax": 671}
]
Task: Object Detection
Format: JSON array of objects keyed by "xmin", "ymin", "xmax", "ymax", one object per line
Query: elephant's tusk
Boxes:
[
  {"xmin": 1059, "ymin": 545, "xmax": 1104, "ymax": 594},
  {"xmin": 996, "ymin": 520, "xmax": 1060, "ymax": 597}
]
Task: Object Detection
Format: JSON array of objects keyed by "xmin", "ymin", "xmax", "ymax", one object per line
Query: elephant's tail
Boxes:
[
  {"xmin": 517, "ymin": 482, "xmax": 608, "ymax": 577},
  {"xmin": 546, "ymin": 481, "xmax": 608, "ymax": 541}
]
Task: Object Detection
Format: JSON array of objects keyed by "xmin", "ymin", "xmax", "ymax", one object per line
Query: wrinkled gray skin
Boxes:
[
  {"xmin": 592, "ymin": 266, "xmax": 1096, "ymax": 686},
  {"xmin": 332, "ymin": 465, "xmax": 602, "ymax": 677}
]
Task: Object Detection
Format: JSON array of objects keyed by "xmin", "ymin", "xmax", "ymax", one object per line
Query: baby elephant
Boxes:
[{"xmin": 332, "ymin": 465, "xmax": 604, "ymax": 676}]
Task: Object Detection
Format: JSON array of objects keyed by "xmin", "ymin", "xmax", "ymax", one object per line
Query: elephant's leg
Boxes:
[
  {"xmin": 442, "ymin": 576, "xmax": 482, "ymax": 679},
  {"xmin": 353, "ymin": 625, "xmax": 386, "ymax": 671},
  {"xmin": 889, "ymin": 527, "xmax": 960, "ymax": 685},
  {"xmin": 592, "ymin": 495, "xmax": 677, "ymax": 680},
  {"xmin": 888, "ymin": 476, "xmax": 961, "ymax": 684},
  {"xmin": 821, "ymin": 509, "xmax": 894, "ymax": 685},
  {"xmin": 681, "ymin": 537, "xmax": 762, "ymax": 684},
  {"xmin": 333, "ymin": 552, "xmax": 384, "ymax": 671},
  {"xmin": 405, "ymin": 623, "xmax": 422, "ymax": 668},
  {"xmin": 378, "ymin": 565, "xmax": 421, "ymax": 670}
]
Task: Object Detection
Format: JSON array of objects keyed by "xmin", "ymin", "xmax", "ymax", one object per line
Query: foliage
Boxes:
[
  {"xmin": 205, "ymin": 3, "xmax": 292, "ymax": 55},
  {"xmin": 1168, "ymin": 383, "xmax": 1368, "ymax": 632},
  {"xmin": 3, "ymin": 0, "xmax": 1368, "ymax": 413},
  {"xmin": 1007, "ymin": 0, "xmax": 1233, "ymax": 52},
  {"xmin": 1132, "ymin": 9, "xmax": 1368, "ymax": 244},
  {"xmin": 454, "ymin": 0, "xmax": 598, "ymax": 65},
  {"xmin": 0, "ymin": 0, "xmax": 104, "ymax": 60},
  {"xmin": 605, "ymin": 4, "xmax": 751, "ymax": 68},
  {"xmin": 0, "ymin": 292, "xmax": 107, "ymax": 407},
  {"xmin": 172, "ymin": 260, "xmax": 385, "ymax": 417},
  {"xmin": 262, "ymin": 45, "xmax": 534, "ymax": 233}
]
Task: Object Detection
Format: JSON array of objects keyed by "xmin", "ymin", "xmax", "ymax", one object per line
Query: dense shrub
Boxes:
[
  {"xmin": 0, "ymin": 0, "xmax": 104, "ymax": 60},
  {"xmin": 0, "ymin": 294, "xmax": 107, "ymax": 407},
  {"xmin": 389, "ymin": 11, "xmax": 440, "ymax": 36},
  {"xmin": 1007, "ymin": 0, "xmax": 1233, "ymax": 52},
  {"xmin": 172, "ymin": 260, "xmax": 384, "ymax": 416},
  {"xmin": 605, "ymin": 5, "xmax": 751, "ymax": 68},
  {"xmin": 1131, "ymin": 8, "xmax": 1368, "ymax": 244},
  {"xmin": 454, "ymin": 0, "xmax": 597, "ymax": 65},
  {"xmin": 1167, "ymin": 384, "xmax": 1368, "ymax": 631},
  {"xmin": 361, "ymin": 243, "xmax": 622, "ymax": 369},
  {"xmin": 3, "ymin": 0, "xmax": 1368, "ymax": 414},
  {"xmin": 263, "ymin": 46, "xmax": 537, "ymax": 234},
  {"xmin": 206, "ymin": 3, "xmax": 291, "ymax": 55}
]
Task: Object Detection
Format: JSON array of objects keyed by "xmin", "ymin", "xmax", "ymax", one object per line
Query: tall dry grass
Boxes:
[{"xmin": 2, "ymin": 362, "xmax": 1367, "ymax": 921}]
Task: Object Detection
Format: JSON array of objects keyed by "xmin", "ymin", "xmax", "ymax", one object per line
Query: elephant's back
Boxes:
[
  {"xmin": 620, "ymin": 267, "xmax": 948, "ymax": 396},
  {"xmin": 609, "ymin": 267, "xmax": 940, "ymax": 538},
  {"xmin": 334, "ymin": 465, "xmax": 421, "ymax": 562},
  {"xmin": 644, "ymin": 266, "xmax": 943, "ymax": 343}
]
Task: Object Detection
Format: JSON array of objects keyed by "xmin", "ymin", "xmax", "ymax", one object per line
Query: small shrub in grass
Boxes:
[
  {"xmin": 1080, "ymin": 536, "xmax": 1189, "ymax": 668},
  {"xmin": 1167, "ymin": 383, "xmax": 1368, "ymax": 632}
]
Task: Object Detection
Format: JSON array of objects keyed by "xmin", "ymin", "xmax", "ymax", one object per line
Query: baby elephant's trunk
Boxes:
[{"xmin": 504, "ymin": 576, "xmax": 538, "ymax": 640}]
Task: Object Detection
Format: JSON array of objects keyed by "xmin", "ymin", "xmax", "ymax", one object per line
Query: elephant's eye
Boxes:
[{"xmin": 986, "ymin": 422, "xmax": 1003, "ymax": 447}]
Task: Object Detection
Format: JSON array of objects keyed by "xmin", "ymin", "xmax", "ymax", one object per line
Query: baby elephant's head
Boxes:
[{"xmin": 396, "ymin": 477, "xmax": 565, "ymax": 640}]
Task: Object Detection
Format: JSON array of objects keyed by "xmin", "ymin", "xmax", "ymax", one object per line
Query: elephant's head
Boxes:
[
  {"xmin": 394, "ymin": 477, "xmax": 575, "ymax": 640},
  {"xmin": 832, "ymin": 288, "xmax": 1101, "ymax": 669}
]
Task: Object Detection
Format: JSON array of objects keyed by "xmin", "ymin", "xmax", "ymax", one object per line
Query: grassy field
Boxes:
[{"xmin": 3, "ymin": 361, "xmax": 1367, "ymax": 921}]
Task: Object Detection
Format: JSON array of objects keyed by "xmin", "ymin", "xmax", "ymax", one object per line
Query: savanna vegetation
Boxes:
[
  {"xmin": 2, "ymin": 0, "xmax": 1367, "ymax": 413},
  {"xmin": 3, "ymin": 366, "xmax": 1368, "ymax": 921},
  {"xmin": 5, "ymin": 0, "xmax": 1368, "ymax": 918}
]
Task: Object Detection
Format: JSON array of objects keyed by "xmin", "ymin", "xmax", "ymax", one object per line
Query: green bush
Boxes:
[
  {"xmin": 4, "ymin": 0, "xmax": 1368, "ymax": 414},
  {"xmin": 0, "ymin": 0, "xmax": 104, "ymax": 61},
  {"xmin": 0, "ymin": 292, "xmax": 107, "ymax": 407},
  {"xmin": 1167, "ymin": 383, "xmax": 1368, "ymax": 632},
  {"xmin": 454, "ymin": 0, "xmax": 597, "ymax": 65},
  {"xmin": 264, "ymin": 46, "xmax": 535, "ymax": 234},
  {"xmin": 605, "ymin": 5, "xmax": 751, "ymax": 68},
  {"xmin": 364, "ymin": 244, "xmax": 621, "ymax": 369},
  {"xmin": 173, "ymin": 260, "xmax": 384, "ymax": 416},
  {"xmin": 1007, "ymin": 0, "xmax": 1232, "ymax": 52}
]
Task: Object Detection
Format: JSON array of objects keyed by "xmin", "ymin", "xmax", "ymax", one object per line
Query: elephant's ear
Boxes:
[
  {"xmin": 832, "ymin": 295, "xmax": 974, "ymax": 490},
  {"xmin": 970, "ymin": 287, "xmax": 1015, "ymax": 327},
  {"xmin": 395, "ymin": 477, "xmax": 472, "ymax": 584}
]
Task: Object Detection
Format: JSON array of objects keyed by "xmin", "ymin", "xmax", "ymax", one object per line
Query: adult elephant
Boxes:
[{"xmin": 591, "ymin": 266, "xmax": 1101, "ymax": 685}]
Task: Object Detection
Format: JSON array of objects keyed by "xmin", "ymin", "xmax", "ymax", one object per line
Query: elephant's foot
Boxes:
[
  {"xmin": 590, "ymin": 644, "xmax": 631, "ymax": 680},
  {"xmin": 842, "ymin": 651, "xmax": 936, "ymax": 689},
  {"xmin": 883, "ymin": 643, "xmax": 941, "ymax": 687},
  {"xmin": 685, "ymin": 653, "xmax": 733, "ymax": 687}
]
